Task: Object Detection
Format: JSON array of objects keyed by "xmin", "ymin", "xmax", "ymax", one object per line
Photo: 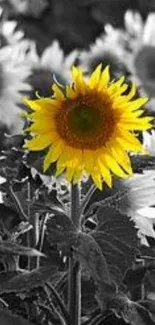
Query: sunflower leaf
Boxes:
[
  {"xmin": 3, "ymin": 134, "xmax": 25, "ymax": 150},
  {"xmin": 131, "ymin": 155, "xmax": 155, "ymax": 173},
  {"xmin": 47, "ymin": 214, "xmax": 77, "ymax": 247},
  {"xmin": 26, "ymin": 151, "xmax": 57, "ymax": 176},
  {"xmin": 91, "ymin": 207, "xmax": 138, "ymax": 284},
  {"xmin": 0, "ymin": 241, "xmax": 45, "ymax": 257},
  {"xmin": 0, "ymin": 307, "xmax": 35, "ymax": 325},
  {"xmin": 74, "ymin": 232, "xmax": 111, "ymax": 285},
  {"xmin": 0, "ymin": 266, "xmax": 56, "ymax": 294},
  {"xmin": 111, "ymin": 294, "xmax": 155, "ymax": 325},
  {"xmin": 96, "ymin": 288, "xmax": 155, "ymax": 325}
]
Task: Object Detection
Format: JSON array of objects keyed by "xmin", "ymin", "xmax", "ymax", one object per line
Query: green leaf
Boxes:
[
  {"xmin": 131, "ymin": 155, "xmax": 155, "ymax": 173},
  {"xmin": 91, "ymin": 207, "xmax": 138, "ymax": 284},
  {"xmin": 0, "ymin": 266, "xmax": 56, "ymax": 294},
  {"xmin": 97, "ymin": 287, "xmax": 155, "ymax": 325},
  {"xmin": 47, "ymin": 214, "xmax": 77, "ymax": 246},
  {"xmin": 74, "ymin": 232, "xmax": 111, "ymax": 285},
  {"xmin": 0, "ymin": 241, "xmax": 45, "ymax": 257},
  {"xmin": 123, "ymin": 266, "xmax": 147, "ymax": 290},
  {"xmin": 110, "ymin": 294, "xmax": 155, "ymax": 325},
  {"xmin": 31, "ymin": 186, "xmax": 67, "ymax": 216},
  {"xmin": 3, "ymin": 134, "xmax": 24, "ymax": 150},
  {"xmin": 0, "ymin": 307, "xmax": 35, "ymax": 325},
  {"xmin": 140, "ymin": 300, "xmax": 155, "ymax": 322},
  {"xmin": 26, "ymin": 151, "xmax": 57, "ymax": 176}
]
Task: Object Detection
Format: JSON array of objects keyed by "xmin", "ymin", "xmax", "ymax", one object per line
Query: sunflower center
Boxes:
[
  {"xmin": 55, "ymin": 94, "xmax": 115, "ymax": 149},
  {"xmin": 69, "ymin": 105, "xmax": 101, "ymax": 135}
]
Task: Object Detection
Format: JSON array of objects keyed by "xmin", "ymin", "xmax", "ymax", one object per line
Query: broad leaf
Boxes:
[
  {"xmin": 111, "ymin": 294, "xmax": 155, "ymax": 325},
  {"xmin": 97, "ymin": 288, "xmax": 155, "ymax": 325},
  {"xmin": 91, "ymin": 207, "xmax": 138, "ymax": 284},
  {"xmin": 75, "ymin": 232, "xmax": 111, "ymax": 285},
  {"xmin": 47, "ymin": 214, "xmax": 77, "ymax": 246},
  {"xmin": 3, "ymin": 134, "xmax": 24, "ymax": 150},
  {"xmin": 31, "ymin": 186, "xmax": 67, "ymax": 216},
  {"xmin": 26, "ymin": 151, "xmax": 57, "ymax": 176},
  {"xmin": 123, "ymin": 265, "xmax": 148, "ymax": 290},
  {"xmin": 131, "ymin": 155, "xmax": 155, "ymax": 173},
  {"xmin": 0, "ymin": 266, "xmax": 56, "ymax": 294},
  {"xmin": 0, "ymin": 308, "xmax": 35, "ymax": 325},
  {"xmin": 0, "ymin": 241, "xmax": 45, "ymax": 257}
]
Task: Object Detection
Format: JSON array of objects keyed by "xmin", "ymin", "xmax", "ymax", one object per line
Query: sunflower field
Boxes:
[{"xmin": 1, "ymin": 1, "xmax": 155, "ymax": 325}]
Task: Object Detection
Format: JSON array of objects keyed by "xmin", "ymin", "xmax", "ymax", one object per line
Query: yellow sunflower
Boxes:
[{"xmin": 23, "ymin": 64, "xmax": 153, "ymax": 190}]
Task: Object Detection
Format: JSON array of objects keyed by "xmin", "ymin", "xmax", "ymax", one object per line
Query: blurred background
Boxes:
[{"xmin": 1, "ymin": 0, "xmax": 155, "ymax": 142}]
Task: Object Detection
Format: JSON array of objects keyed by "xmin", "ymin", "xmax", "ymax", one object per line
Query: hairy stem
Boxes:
[
  {"xmin": 80, "ymin": 184, "xmax": 96, "ymax": 218},
  {"xmin": 8, "ymin": 185, "xmax": 28, "ymax": 221},
  {"xmin": 36, "ymin": 213, "xmax": 48, "ymax": 269},
  {"xmin": 68, "ymin": 183, "xmax": 81, "ymax": 325},
  {"xmin": 27, "ymin": 181, "xmax": 31, "ymax": 270}
]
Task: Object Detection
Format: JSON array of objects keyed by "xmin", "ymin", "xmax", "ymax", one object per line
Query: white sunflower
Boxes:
[
  {"xmin": 143, "ymin": 130, "xmax": 155, "ymax": 155},
  {"xmin": 0, "ymin": 43, "xmax": 31, "ymax": 133},
  {"xmin": 97, "ymin": 11, "xmax": 155, "ymax": 110},
  {"xmin": 0, "ymin": 7, "xmax": 24, "ymax": 45},
  {"xmin": 8, "ymin": 0, "xmax": 48, "ymax": 18},
  {"xmin": 124, "ymin": 11, "xmax": 155, "ymax": 102},
  {"xmin": 79, "ymin": 28, "xmax": 127, "ymax": 78},
  {"xmin": 118, "ymin": 171, "xmax": 155, "ymax": 245},
  {"xmin": 0, "ymin": 20, "xmax": 24, "ymax": 45},
  {"xmin": 26, "ymin": 40, "xmax": 78, "ymax": 98}
]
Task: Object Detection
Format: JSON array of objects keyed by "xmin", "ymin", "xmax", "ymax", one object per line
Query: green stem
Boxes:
[
  {"xmin": 36, "ymin": 213, "xmax": 47, "ymax": 269},
  {"xmin": 8, "ymin": 185, "xmax": 28, "ymax": 221},
  {"xmin": 27, "ymin": 181, "xmax": 31, "ymax": 270},
  {"xmin": 68, "ymin": 183, "xmax": 81, "ymax": 325}
]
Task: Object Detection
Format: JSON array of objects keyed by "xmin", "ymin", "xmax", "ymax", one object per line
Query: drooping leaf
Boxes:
[
  {"xmin": 0, "ymin": 241, "xmax": 45, "ymax": 257},
  {"xmin": 74, "ymin": 232, "xmax": 111, "ymax": 285}
]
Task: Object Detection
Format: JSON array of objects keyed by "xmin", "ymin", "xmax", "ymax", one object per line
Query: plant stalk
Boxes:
[{"xmin": 68, "ymin": 183, "xmax": 81, "ymax": 325}]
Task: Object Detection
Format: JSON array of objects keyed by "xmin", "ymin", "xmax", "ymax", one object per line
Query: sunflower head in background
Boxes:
[
  {"xmin": 0, "ymin": 43, "xmax": 31, "ymax": 134},
  {"xmin": 27, "ymin": 41, "xmax": 78, "ymax": 98},
  {"xmin": 80, "ymin": 32, "xmax": 127, "ymax": 79},
  {"xmin": 23, "ymin": 64, "xmax": 153, "ymax": 190}
]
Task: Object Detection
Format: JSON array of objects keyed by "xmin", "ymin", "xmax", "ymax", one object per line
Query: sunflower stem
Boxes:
[{"xmin": 68, "ymin": 183, "xmax": 81, "ymax": 325}]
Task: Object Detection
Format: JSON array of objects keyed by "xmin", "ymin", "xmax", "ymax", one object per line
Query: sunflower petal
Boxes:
[
  {"xmin": 98, "ymin": 158, "xmax": 112, "ymax": 187},
  {"xmin": 91, "ymin": 168, "xmax": 102, "ymax": 190},
  {"xmin": 52, "ymin": 84, "xmax": 64, "ymax": 100},
  {"xmin": 88, "ymin": 64, "xmax": 102, "ymax": 88},
  {"xmin": 24, "ymin": 135, "xmax": 52, "ymax": 150},
  {"xmin": 43, "ymin": 142, "xmax": 63, "ymax": 172},
  {"xmin": 98, "ymin": 65, "xmax": 110, "ymax": 89},
  {"xmin": 102, "ymin": 151, "xmax": 129, "ymax": 179}
]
